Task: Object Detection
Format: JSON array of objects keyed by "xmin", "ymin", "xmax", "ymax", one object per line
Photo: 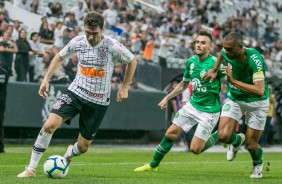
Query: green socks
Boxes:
[
  {"xmin": 201, "ymin": 131, "xmax": 218, "ymax": 153},
  {"xmin": 150, "ymin": 136, "xmax": 174, "ymax": 167},
  {"xmin": 249, "ymin": 146, "xmax": 263, "ymax": 166},
  {"xmin": 226, "ymin": 133, "xmax": 242, "ymax": 147}
]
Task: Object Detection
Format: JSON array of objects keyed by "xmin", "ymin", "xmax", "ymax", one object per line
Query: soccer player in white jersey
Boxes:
[
  {"xmin": 17, "ymin": 11, "xmax": 137, "ymax": 177},
  {"xmin": 204, "ymin": 32, "xmax": 269, "ymax": 178}
]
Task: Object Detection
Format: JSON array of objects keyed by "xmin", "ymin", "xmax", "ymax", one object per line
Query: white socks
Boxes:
[
  {"xmin": 28, "ymin": 131, "xmax": 52, "ymax": 170},
  {"xmin": 67, "ymin": 142, "xmax": 82, "ymax": 159}
]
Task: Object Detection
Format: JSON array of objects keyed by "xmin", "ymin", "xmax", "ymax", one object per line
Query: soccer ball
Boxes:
[{"xmin": 43, "ymin": 155, "xmax": 69, "ymax": 179}]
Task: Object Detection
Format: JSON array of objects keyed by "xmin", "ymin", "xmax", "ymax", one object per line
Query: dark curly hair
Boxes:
[{"xmin": 83, "ymin": 11, "xmax": 104, "ymax": 29}]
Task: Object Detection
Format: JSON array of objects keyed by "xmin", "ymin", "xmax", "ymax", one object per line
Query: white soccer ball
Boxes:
[{"xmin": 43, "ymin": 155, "xmax": 69, "ymax": 179}]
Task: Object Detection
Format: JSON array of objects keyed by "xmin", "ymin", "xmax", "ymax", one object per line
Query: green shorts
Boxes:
[{"xmin": 51, "ymin": 90, "xmax": 108, "ymax": 140}]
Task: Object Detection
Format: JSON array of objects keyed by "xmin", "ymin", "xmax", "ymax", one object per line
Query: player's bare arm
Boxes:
[
  {"xmin": 203, "ymin": 52, "xmax": 223, "ymax": 82},
  {"xmin": 39, "ymin": 53, "xmax": 64, "ymax": 99},
  {"xmin": 158, "ymin": 80, "xmax": 189, "ymax": 109},
  {"xmin": 221, "ymin": 66, "xmax": 265, "ymax": 97},
  {"xmin": 116, "ymin": 57, "xmax": 137, "ymax": 102}
]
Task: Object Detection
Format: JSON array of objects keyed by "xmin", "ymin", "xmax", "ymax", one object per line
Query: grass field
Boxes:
[{"xmin": 0, "ymin": 145, "xmax": 282, "ymax": 184}]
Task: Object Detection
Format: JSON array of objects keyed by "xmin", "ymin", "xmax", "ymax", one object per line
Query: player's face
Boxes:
[
  {"xmin": 222, "ymin": 39, "xmax": 241, "ymax": 60},
  {"xmin": 85, "ymin": 25, "xmax": 103, "ymax": 46},
  {"xmin": 194, "ymin": 35, "xmax": 211, "ymax": 56}
]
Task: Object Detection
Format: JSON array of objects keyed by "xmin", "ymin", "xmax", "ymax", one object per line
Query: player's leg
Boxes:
[
  {"xmin": 64, "ymin": 102, "xmax": 108, "ymax": 163},
  {"xmin": 17, "ymin": 113, "xmax": 65, "ymax": 177},
  {"xmin": 246, "ymin": 127, "xmax": 263, "ymax": 178},
  {"xmin": 190, "ymin": 111, "xmax": 220, "ymax": 154},
  {"xmin": 134, "ymin": 102, "xmax": 197, "ymax": 172},
  {"xmin": 244, "ymin": 99, "xmax": 269, "ymax": 178},
  {"xmin": 17, "ymin": 91, "xmax": 81, "ymax": 177},
  {"xmin": 134, "ymin": 123, "xmax": 183, "ymax": 171},
  {"xmin": 219, "ymin": 99, "xmax": 245, "ymax": 161}
]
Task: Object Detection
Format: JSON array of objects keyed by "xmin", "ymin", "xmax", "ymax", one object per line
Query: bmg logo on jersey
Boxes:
[{"xmin": 81, "ymin": 66, "xmax": 105, "ymax": 78}]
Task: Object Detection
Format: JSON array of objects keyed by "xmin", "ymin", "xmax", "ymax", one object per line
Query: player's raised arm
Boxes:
[
  {"xmin": 38, "ymin": 53, "xmax": 64, "ymax": 99},
  {"xmin": 116, "ymin": 57, "xmax": 137, "ymax": 102},
  {"xmin": 203, "ymin": 51, "xmax": 223, "ymax": 82}
]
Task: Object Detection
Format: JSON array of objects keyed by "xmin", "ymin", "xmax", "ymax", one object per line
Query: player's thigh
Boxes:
[
  {"xmin": 79, "ymin": 103, "xmax": 108, "ymax": 140},
  {"xmin": 172, "ymin": 102, "xmax": 199, "ymax": 135},
  {"xmin": 245, "ymin": 99, "xmax": 269, "ymax": 131},
  {"xmin": 193, "ymin": 111, "xmax": 220, "ymax": 142}
]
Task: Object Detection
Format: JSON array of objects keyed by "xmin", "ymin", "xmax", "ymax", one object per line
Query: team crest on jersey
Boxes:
[
  {"xmin": 98, "ymin": 45, "xmax": 109, "ymax": 59},
  {"xmin": 189, "ymin": 63, "xmax": 194, "ymax": 75},
  {"xmin": 200, "ymin": 69, "xmax": 206, "ymax": 78}
]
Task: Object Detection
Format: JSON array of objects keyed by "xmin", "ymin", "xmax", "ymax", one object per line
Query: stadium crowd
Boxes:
[{"xmin": 0, "ymin": 0, "xmax": 281, "ymax": 147}]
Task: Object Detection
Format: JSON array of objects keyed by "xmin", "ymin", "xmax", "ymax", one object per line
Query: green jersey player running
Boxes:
[
  {"xmin": 204, "ymin": 32, "xmax": 269, "ymax": 179},
  {"xmin": 134, "ymin": 30, "xmax": 223, "ymax": 172}
]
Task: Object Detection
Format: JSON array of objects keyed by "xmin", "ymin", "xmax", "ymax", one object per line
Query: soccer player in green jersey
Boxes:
[
  {"xmin": 204, "ymin": 32, "xmax": 269, "ymax": 178},
  {"xmin": 134, "ymin": 30, "xmax": 223, "ymax": 172}
]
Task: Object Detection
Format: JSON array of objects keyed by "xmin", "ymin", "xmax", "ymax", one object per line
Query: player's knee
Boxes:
[
  {"xmin": 190, "ymin": 147, "xmax": 201, "ymax": 155},
  {"xmin": 218, "ymin": 132, "xmax": 229, "ymax": 143},
  {"xmin": 42, "ymin": 123, "xmax": 56, "ymax": 134},
  {"xmin": 245, "ymin": 142, "xmax": 257, "ymax": 151},
  {"xmin": 164, "ymin": 132, "xmax": 178, "ymax": 141}
]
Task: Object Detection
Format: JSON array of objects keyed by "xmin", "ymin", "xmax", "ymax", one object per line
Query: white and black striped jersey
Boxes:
[{"xmin": 59, "ymin": 34, "xmax": 134, "ymax": 106}]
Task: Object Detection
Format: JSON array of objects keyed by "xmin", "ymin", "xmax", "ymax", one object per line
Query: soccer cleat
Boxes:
[
  {"xmin": 227, "ymin": 133, "xmax": 245, "ymax": 161},
  {"xmin": 250, "ymin": 164, "xmax": 263, "ymax": 178},
  {"xmin": 134, "ymin": 164, "xmax": 159, "ymax": 172},
  {"xmin": 17, "ymin": 167, "xmax": 36, "ymax": 177},
  {"xmin": 63, "ymin": 145, "xmax": 73, "ymax": 165}
]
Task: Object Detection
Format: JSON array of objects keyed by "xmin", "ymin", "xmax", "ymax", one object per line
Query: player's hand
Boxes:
[
  {"xmin": 221, "ymin": 66, "xmax": 234, "ymax": 83},
  {"xmin": 203, "ymin": 69, "xmax": 217, "ymax": 82},
  {"xmin": 38, "ymin": 79, "xmax": 49, "ymax": 99},
  {"xmin": 116, "ymin": 85, "xmax": 129, "ymax": 102},
  {"xmin": 158, "ymin": 98, "xmax": 168, "ymax": 109}
]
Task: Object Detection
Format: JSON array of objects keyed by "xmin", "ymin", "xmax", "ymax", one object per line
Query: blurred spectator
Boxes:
[
  {"xmin": 62, "ymin": 27, "xmax": 72, "ymax": 46},
  {"xmin": 30, "ymin": 0, "xmax": 39, "ymax": 14},
  {"xmin": 11, "ymin": 20, "xmax": 21, "ymax": 41},
  {"xmin": 172, "ymin": 39, "xmax": 193, "ymax": 59},
  {"xmin": 53, "ymin": 2, "xmax": 63, "ymax": 18},
  {"xmin": 18, "ymin": 0, "xmax": 31, "ymax": 11},
  {"xmin": 131, "ymin": 35, "xmax": 142, "ymax": 55},
  {"xmin": 39, "ymin": 21, "xmax": 54, "ymax": 44},
  {"xmin": 28, "ymin": 32, "xmax": 44, "ymax": 82},
  {"xmin": 111, "ymin": 63, "xmax": 124, "ymax": 89},
  {"xmin": 65, "ymin": 53, "xmax": 78, "ymax": 82},
  {"xmin": 15, "ymin": 29, "xmax": 33, "ymax": 82},
  {"xmin": 0, "ymin": 32, "xmax": 18, "ymax": 76},
  {"xmin": 64, "ymin": 12, "xmax": 78, "ymax": 30},
  {"xmin": 143, "ymin": 37, "xmax": 155, "ymax": 64},
  {"xmin": 43, "ymin": 2, "xmax": 55, "ymax": 17},
  {"xmin": 0, "ymin": 2, "xmax": 11, "ymax": 23},
  {"xmin": 54, "ymin": 21, "xmax": 64, "ymax": 48},
  {"xmin": 0, "ymin": 64, "xmax": 8, "ymax": 153},
  {"xmin": 259, "ymin": 85, "xmax": 276, "ymax": 147},
  {"xmin": 158, "ymin": 35, "xmax": 174, "ymax": 67},
  {"xmin": 102, "ymin": 3, "xmax": 118, "ymax": 30},
  {"xmin": 70, "ymin": 1, "xmax": 86, "ymax": 21}
]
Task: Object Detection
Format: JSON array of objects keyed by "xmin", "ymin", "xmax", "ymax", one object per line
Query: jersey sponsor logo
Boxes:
[
  {"xmin": 77, "ymin": 86, "xmax": 104, "ymax": 98},
  {"xmin": 60, "ymin": 94, "xmax": 72, "ymax": 104},
  {"xmin": 191, "ymin": 78, "xmax": 207, "ymax": 92},
  {"xmin": 0, "ymin": 74, "xmax": 6, "ymax": 84},
  {"xmin": 223, "ymin": 104, "xmax": 231, "ymax": 111},
  {"xmin": 81, "ymin": 66, "xmax": 105, "ymax": 78},
  {"xmin": 250, "ymin": 54, "xmax": 262, "ymax": 71}
]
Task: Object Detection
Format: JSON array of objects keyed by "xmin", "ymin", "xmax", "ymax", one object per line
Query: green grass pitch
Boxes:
[{"xmin": 0, "ymin": 145, "xmax": 281, "ymax": 184}]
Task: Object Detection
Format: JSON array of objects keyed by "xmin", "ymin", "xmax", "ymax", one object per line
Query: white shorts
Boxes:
[
  {"xmin": 221, "ymin": 98, "xmax": 269, "ymax": 130},
  {"xmin": 173, "ymin": 102, "xmax": 220, "ymax": 141}
]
